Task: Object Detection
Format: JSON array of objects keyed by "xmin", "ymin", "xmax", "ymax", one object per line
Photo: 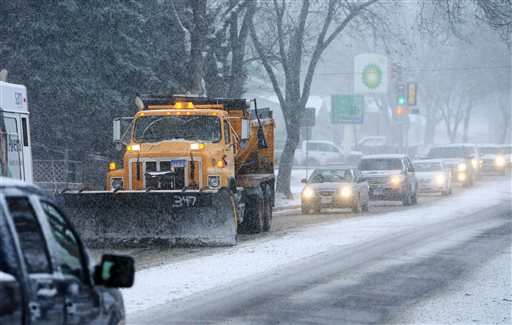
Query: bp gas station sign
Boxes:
[{"xmin": 354, "ymin": 53, "xmax": 388, "ymax": 94}]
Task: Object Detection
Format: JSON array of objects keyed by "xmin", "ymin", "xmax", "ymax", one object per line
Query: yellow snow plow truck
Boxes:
[{"xmin": 59, "ymin": 95, "xmax": 275, "ymax": 247}]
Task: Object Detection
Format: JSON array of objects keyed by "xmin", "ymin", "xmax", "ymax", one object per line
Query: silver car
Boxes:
[
  {"xmin": 301, "ymin": 167, "xmax": 370, "ymax": 214},
  {"xmin": 413, "ymin": 159, "xmax": 452, "ymax": 195}
]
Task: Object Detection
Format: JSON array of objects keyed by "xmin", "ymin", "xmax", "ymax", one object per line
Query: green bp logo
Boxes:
[{"xmin": 361, "ymin": 63, "xmax": 382, "ymax": 89}]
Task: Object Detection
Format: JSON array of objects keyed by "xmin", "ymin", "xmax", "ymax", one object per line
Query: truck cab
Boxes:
[{"xmin": 0, "ymin": 80, "xmax": 33, "ymax": 182}]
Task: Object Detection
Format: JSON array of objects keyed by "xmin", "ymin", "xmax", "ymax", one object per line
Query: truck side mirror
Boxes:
[
  {"xmin": 113, "ymin": 119, "xmax": 121, "ymax": 143},
  {"xmin": 241, "ymin": 120, "xmax": 250, "ymax": 141},
  {"xmin": 95, "ymin": 254, "xmax": 135, "ymax": 288}
]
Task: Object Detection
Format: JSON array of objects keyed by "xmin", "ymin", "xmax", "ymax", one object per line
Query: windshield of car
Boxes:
[
  {"xmin": 133, "ymin": 116, "xmax": 221, "ymax": 143},
  {"xmin": 308, "ymin": 169, "xmax": 349, "ymax": 183},
  {"xmin": 427, "ymin": 147, "xmax": 467, "ymax": 159},
  {"xmin": 359, "ymin": 158, "xmax": 403, "ymax": 171},
  {"xmin": 413, "ymin": 162, "xmax": 443, "ymax": 172},
  {"xmin": 478, "ymin": 147, "xmax": 502, "ymax": 155}
]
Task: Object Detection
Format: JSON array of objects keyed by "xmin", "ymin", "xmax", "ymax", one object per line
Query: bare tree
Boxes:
[
  {"xmin": 250, "ymin": 0, "xmax": 377, "ymax": 197},
  {"xmin": 418, "ymin": 0, "xmax": 512, "ymax": 50},
  {"xmin": 169, "ymin": 0, "xmax": 254, "ymax": 97}
]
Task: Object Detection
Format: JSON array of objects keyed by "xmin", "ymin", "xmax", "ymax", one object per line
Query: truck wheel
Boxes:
[
  {"xmin": 352, "ymin": 194, "xmax": 362, "ymax": 213},
  {"xmin": 402, "ymin": 189, "xmax": 411, "ymax": 206},
  {"xmin": 361, "ymin": 198, "xmax": 369, "ymax": 212},
  {"xmin": 241, "ymin": 189, "xmax": 264, "ymax": 234},
  {"xmin": 262, "ymin": 185, "xmax": 272, "ymax": 232},
  {"xmin": 411, "ymin": 191, "xmax": 418, "ymax": 205}
]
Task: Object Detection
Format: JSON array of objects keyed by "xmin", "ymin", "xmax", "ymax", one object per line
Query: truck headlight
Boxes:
[
  {"xmin": 435, "ymin": 174, "xmax": 445, "ymax": 185},
  {"xmin": 390, "ymin": 175, "xmax": 403, "ymax": 185},
  {"xmin": 111, "ymin": 178, "xmax": 124, "ymax": 190},
  {"xmin": 190, "ymin": 143, "xmax": 205, "ymax": 150},
  {"xmin": 340, "ymin": 187, "xmax": 352, "ymax": 198},
  {"xmin": 458, "ymin": 163, "xmax": 467, "ymax": 172},
  {"xmin": 302, "ymin": 187, "xmax": 315, "ymax": 199},
  {"xmin": 495, "ymin": 156, "xmax": 505, "ymax": 167},
  {"xmin": 208, "ymin": 176, "xmax": 221, "ymax": 189}
]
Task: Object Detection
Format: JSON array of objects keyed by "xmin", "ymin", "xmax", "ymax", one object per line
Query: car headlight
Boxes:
[
  {"xmin": 302, "ymin": 186, "xmax": 315, "ymax": 199},
  {"xmin": 495, "ymin": 156, "xmax": 505, "ymax": 167},
  {"xmin": 340, "ymin": 187, "xmax": 352, "ymax": 198},
  {"xmin": 435, "ymin": 174, "xmax": 445, "ymax": 185},
  {"xmin": 208, "ymin": 175, "xmax": 221, "ymax": 189},
  {"xmin": 457, "ymin": 173, "xmax": 466, "ymax": 182},
  {"xmin": 471, "ymin": 159, "xmax": 478, "ymax": 168},
  {"xmin": 111, "ymin": 177, "xmax": 124, "ymax": 190},
  {"xmin": 390, "ymin": 175, "xmax": 403, "ymax": 185},
  {"xmin": 458, "ymin": 163, "xmax": 467, "ymax": 172}
]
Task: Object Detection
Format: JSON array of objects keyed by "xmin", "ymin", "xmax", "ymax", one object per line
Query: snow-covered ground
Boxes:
[
  {"xmin": 123, "ymin": 178, "xmax": 511, "ymax": 317},
  {"xmin": 392, "ymin": 246, "xmax": 512, "ymax": 324}
]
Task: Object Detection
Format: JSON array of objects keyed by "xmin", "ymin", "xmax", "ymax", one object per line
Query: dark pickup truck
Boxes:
[{"xmin": 0, "ymin": 177, "xmax": 134, "ymax": 325}]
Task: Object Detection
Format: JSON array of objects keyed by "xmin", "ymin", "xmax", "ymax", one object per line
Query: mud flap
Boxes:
[{"xmin": 57, "ymin": 188, "xmax": 237, "ymax": 248}]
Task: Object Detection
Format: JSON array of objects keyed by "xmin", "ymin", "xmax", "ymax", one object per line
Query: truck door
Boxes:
[{"xmin": 4, "ymin": 196, "xmax": 65, "ymax": 324}]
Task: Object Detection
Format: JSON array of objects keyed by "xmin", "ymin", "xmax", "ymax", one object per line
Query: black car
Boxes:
[
  {"xmin": 300, "ymin": 166, "xmax": 370, "ymax": 214},
  {"xmin": 0, "ymin": 177, "xmax": 135, "ymax": 325},
  {"xmin": 358, "ymin": 154, "xmax": 418, "ymax": 206}
]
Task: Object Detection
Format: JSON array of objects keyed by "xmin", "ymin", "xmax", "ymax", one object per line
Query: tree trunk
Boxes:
[
  {"xmin": 462, "ymin": 104, "xmax": 473, "ymax": 143},
  {"xmin": 187, "ymin": 0, "xmax": 207, "ymax": 95},
  {"xmin": 276, "ymin": 106, "xmax": 301, "ymax": 199},
  {"xmin": 424, "ymin": 116, "xmax": 437, "ymax": 144}
]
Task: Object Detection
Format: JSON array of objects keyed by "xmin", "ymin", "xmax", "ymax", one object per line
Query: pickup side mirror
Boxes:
[
  {"xmin": 95, "ymin": 254, "xmax": 135, "ymax": 288},
  {"xmin": 301, "ymin": 178, "xmax": 308, "ymax": 183},
  {"xmin": 408, "ymin": 167, "xmax": 415, "ymax": 173},
  {"xmin": 358, "ymin": 177, "xmax": 366, "ymax": 183}
]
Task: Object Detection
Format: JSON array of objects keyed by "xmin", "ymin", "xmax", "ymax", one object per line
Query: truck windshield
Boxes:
[
  {"xmin": 133, "ymin": 116, "xmax": 221, "ymax": 143},
  {"xmin": 359, "ymin": 158, "xmax": 403, "ymax": 171},
  {"xmin": 427, "ymin": 147, "xmax": 466, "ymax": 159},
  {"xmin": 478, "ymin": 147, "xmax": 502, "ymax": 155},
  {"xmin": 413, "ymin": 162, "xmax": 443, "ymax": 172}
]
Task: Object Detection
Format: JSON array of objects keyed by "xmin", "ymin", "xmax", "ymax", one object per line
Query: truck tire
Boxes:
[
  {"xmin": 402, "ymin": 186, "xmax": 412, "ymax": 206},
  {"xmin": 262, "ymin": 184, "xmax": 272, "ymax": 232},
  {"xmin": 411, "ymin": 189, "xmax": 418, "ymax": 205},
  {"xmin": 241, "ymin": 188, "xmax": 264, "ymax": 234},
  {"xmin": 352, "ymin": 194, "xmax": 362, "ymax": 213}
]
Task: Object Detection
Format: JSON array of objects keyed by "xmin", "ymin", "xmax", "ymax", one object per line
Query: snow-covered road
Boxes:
[{"xmin": 123, "ymin": 177, "xmax": 511, "ymax": 323}]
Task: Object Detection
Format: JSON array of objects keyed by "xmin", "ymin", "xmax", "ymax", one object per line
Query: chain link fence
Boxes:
[{"xmin": 33, "ymin": 156, "xmax": 109, "ymax": 191}]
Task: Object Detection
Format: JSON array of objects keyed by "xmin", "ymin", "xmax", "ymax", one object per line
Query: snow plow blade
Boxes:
[{"xmin": 57, "ymin": 188, "xmax": 237, "ymax": 248}]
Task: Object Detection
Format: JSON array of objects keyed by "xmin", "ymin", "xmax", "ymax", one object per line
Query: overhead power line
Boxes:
[{"xmin": 306, "ymin": 65, "xmax": 512, "ymax": 76}]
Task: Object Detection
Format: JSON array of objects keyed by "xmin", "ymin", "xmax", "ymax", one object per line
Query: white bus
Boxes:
[{"xmin": 0, "ymin": 80, "xmax": 33, "ymax": 182}]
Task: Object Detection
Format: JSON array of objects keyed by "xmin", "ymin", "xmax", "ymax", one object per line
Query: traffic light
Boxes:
[
  {"xmin": 393, "ymin": 105, "xmax": 408, "ymax": 123},
  {"xmin": 396, "ymin": 84, "xmax": 406, "ymax": 106},
  {"xmin": 407, "ymin": 82, "xmax": 417, "ymax": 106}
]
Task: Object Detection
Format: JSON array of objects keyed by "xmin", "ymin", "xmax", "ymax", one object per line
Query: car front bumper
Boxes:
[{"xmin": 302, "ymin": 195, "xmax": 356, "ymax": 209}]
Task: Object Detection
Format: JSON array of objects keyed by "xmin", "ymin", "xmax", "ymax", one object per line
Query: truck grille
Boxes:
[
  {"xmin": 318, "ymin": 190, "xmax": 335, "ymax": 197},
  {"xmin": 144, "ymin": 160, "xmax": 185, "ymax": 190},
  {"xmin": 366, "ymin": 177, "xmax": 389, "ymax": 185}
]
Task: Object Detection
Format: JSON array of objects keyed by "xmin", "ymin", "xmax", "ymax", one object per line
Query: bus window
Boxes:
[
  {"xmin": 0, "ymin": 115, "xmax": 22, "ymax": 179},
  {"xmin": 21, "ymin": 118, "xmax": 28, "ymax": 147}
]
